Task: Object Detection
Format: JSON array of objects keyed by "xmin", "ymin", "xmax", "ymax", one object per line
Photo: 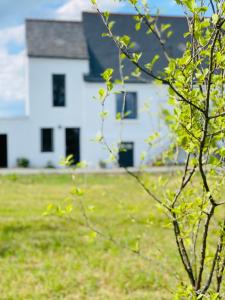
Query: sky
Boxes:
[{"xmin": 0, "ymin": 0, "xmax": 183, "ymax": 117}]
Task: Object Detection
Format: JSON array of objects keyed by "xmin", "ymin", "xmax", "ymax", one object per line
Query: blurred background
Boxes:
[{"xmin": 0, "ymin": 0, "xmax": 183, "ymax": 117}]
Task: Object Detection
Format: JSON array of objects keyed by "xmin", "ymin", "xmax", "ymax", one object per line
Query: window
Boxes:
[
  {"xmin": 116, "ymin": 92, "xmax": 137, "ymax": 119},
  {"xmin": 53, "ymin": 74, "xmax": 66, "ymax": 107},
  {"xmin": 118, "ymin": 142, "xmax": 134, "ymax": 167},
  {"xmin": 41, "ymin": 128, "xmax": 53, "ymax": 152}
]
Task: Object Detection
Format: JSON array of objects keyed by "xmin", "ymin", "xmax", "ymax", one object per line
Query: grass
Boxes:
[{"xmin": 0, "ymin": 173, "xmax": 182, "ymax": 299}]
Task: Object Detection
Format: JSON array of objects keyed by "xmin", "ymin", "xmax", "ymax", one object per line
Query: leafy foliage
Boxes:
[{"xmin": 87, "ymin": 0, "xmax": 225, "ymax": 299}]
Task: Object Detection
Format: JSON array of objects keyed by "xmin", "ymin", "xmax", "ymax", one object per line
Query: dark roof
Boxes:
[
  {"xmin": 26, "ymin": 14, "xmax": 188, "ymax": 83},
  {"xmin": 26, "ymin": 19, "xmax": 88, "ymax": 60},
  {"xmin": 82, "ymin": 12, "xmax": 188, "ymax": 83}
]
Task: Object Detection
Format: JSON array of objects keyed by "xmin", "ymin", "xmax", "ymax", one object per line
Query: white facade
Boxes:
[
  {"xmin": 0, "ymin": 54, "xmax": 169, "ymax": 169},
  {"xmin": 83, "ymin": 81, "xmax": 169, "ymax": 168}
]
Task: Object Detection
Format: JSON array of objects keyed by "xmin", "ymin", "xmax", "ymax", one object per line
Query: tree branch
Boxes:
[{"xmin": 97, "ymin": 8, "xmax": 205, "ymax": 115}]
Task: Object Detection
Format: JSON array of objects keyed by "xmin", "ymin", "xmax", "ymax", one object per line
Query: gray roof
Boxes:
[
  {"xmin": 26, "ymin": 19, "xmax": 88, "ymax": 59},
  {"xmin": 82, "ymin": 12, "xmax": 188, "ymax": 83},
  {"xmin": 26, "ymin": 14, "xmax": 188, "ymax": 83}
]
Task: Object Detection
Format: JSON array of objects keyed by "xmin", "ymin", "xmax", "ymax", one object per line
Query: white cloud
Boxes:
[
  {"xmin": 0, "ymin": 25, "xmax": 25, "ymax": 101},
  {"xmin": 170, "ymin": 0, "xmax": 177, "ymax": 6},
  {"xmin": 56, "ymin": 0, "xmax": 125, "ymax": 20},
  {"xmin": 0, "ymin": 0, "xmax": 125, "ymax": 104},
  {"xmin": 0, "ymin": 25, "xmax": 24, "ymax": 47}
]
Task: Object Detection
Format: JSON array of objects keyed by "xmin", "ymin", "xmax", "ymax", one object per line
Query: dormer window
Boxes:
[
  {"xmin": 116, "ymin": 92, "xmax": 137, "ymax": 119},
  {"xmin": 53, "ymin": 74, "xmax": 66, "ymax": 107}
]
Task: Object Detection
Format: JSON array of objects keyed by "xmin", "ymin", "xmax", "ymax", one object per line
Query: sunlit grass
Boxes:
[{"xmin": 0, "ymin": 173, "xmax": 186, "ymax": 299}]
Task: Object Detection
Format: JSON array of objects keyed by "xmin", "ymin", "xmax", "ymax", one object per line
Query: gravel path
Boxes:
[{"xmin": 0, "ymin": 166, "xmax": 184, "ymax": 175}]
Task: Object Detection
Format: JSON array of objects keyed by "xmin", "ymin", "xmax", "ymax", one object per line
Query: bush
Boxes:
[
  {"xmin": 45, "ymin": 161, "xmax": 55, "ymax": 169},
  {"xmin": 99, "ymin": 160, "xmax": 107, "ymax": 169},
  {"xmin": 16, "ymin": 158, "xmax": 30, "ymax": 168}
]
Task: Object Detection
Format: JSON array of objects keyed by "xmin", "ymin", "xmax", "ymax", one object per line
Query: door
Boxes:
[
  {"xmin": 65, "ymin": 128, "xmax": 80, "ymax": 165},
  {"xmin": 119, "ymin": 142, "xmax": 134, "ymax": 167},
  {"xmin": 0, "ymin": 134, "xmax": 7, "ymax": 168}
]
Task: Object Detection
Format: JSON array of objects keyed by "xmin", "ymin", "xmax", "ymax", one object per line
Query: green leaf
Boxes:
[
  {"xmin": 131, "ymin": 67, "xmax": 141, "ymax": 77},
  {"xmin": 129, "ymin": 0, "xmax": 138, "ymax": 4},
  {"xmin": 183, "ymin": 32, "xmax": 190, "ymax": 38},
  {"xmin": 161, "ymin": 23, "xmax": 171, "ymax": 32},
  {"xmin": 60, "ymin": 155, "xmax": 74, "ymax": 167},
  {"xmin": 145, "ymin": 132, "xmax": 160, "ymax": 145},
  {"xmin": 108, "ymin": 21, "xmax": 115, "ymax": 31},
  {"xmin": 212, "ymin": 14, "xmax": 219, "ymax": 25},
  {"xmin": 102, "ymin": 32, "xmax": 110, "ymax": 37},
  {"xmin": 98, "ymin": 88, "xmax": 106, "ymax": 101},
  {"xmin": 99, "ymin": 111, "xmax": 109, "ymax": 119},
  {"xmin": 145, "ymin": 54, "xmax": 160, "ymax": 71},
  {"xmin": 185, "ymin": 0, "xmax": 196, "ymax": 12},
  {"xmin": 135, "ymin": 22, "xmax": 142, "ymax": 31},
  {"xmin": 101, "ymin": 68, "xmax": 114, "ymax": 81},
  {"xmin": 167, "ymin": 31, "xmax": 173, "ymax": 38},
  {"xmin": 119, "ymin": 35, "xmax": 131, "ymax": 47},
  {"xmin": 132, "ymin": 52, "xmax": 142, "ymax": 63},
  {"xmin": 103, "ymin": 11, "xmax": 110, "ymax": 21},
  {"xmin": 71, "ymin": 187, "xmax": 84, "ymax": 196},
  {"xmin": 116, "ymin": 112, "xmax": 122, "ymax": 120}
]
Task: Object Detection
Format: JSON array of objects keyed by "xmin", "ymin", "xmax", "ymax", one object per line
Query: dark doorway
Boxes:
[
  {"xmin": 0, "ymin": 134, "xmax": 7, "ymax": 168},
  {"xmin": 65, "ymin": 128, "xmax": 80, "ymax": 165},
  {"xmin": 119, "ymin": 142, "xmax": 134, "ymax": 167}
]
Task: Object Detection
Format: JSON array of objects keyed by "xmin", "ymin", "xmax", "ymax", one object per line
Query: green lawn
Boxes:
[{"xmin": 0, "ymin": 173, "xmax": 181, "ymax": 299}]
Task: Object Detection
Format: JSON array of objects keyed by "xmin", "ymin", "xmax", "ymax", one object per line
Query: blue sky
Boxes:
[{"xmin": 0, "ymin": 0, "xmax": 183, "ymax": 117}]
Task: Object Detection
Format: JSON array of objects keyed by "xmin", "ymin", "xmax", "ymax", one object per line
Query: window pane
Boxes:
[
  {"xmin": 116, "ymin": 92, "xmax": 137, "ymax": 119},
  {"xmin": 53, "ymin": 74, "xmax": 65, "ymax": 107},
  {"xmin": 116, "ymin": 93, "xmax": 123, "ymax": 117},
  {"xmin": 41, "ymin": 128, "xmax": 53, "ymax": 152},
  {"xmin": 125, "ymin": 93, "xmax": 137, "ymax": 119}
]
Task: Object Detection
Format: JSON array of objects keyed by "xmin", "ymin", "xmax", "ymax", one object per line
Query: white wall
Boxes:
[
  {"xmin": 0, "ymin": 58, "xmax": 89, "ymax": 168},
  {"xmin": 27, "ymin": 57, "xmax": 89, "ymax": 168},
  {"xmin": 0, "ymin": 56, "xmax": 170, "ymax": 168},
  {"xmin": 0, "ymin": 117, "xmax": 30, "ymax": 167},
  {"xmin": 82, "ymin": 82, "xmax": 170, "ymax": 168}
]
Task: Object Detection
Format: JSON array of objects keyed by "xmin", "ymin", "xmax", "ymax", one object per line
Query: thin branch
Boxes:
[
  {"xmin": 192, "ymin": 192, "xmax": 206, "ymax": 280},
  {"xmin": 172, "ymin": 153, "xmax": 196, "ymax": 207},
  {"xmin": 202, "ymin": 221, "xmax": 225, "ymax": 294},
  {"xmin": 97, "ymin": 8, "xmax": 205, "ymax": 115},
  {"xmin": 197, "ymin": 25, "xmax": 219, "ymax": 283},
  {"xmin": 207, "ymin": 128, "xmax": 225, "ymax": 138},
  {"xmin": 215, "ymin": 200, "xmax": 225, "ymax": 206},
  {"xmin": 132, "ymin": 4, "xmax": 171, "ymax": 62},
  {"xmin": 125, "ymin": 167, "xmax": 171, "ymax": 211},
  {"xmin": 209, "ymin": 0, "xmax": 216, "ymax": 14},
  {"xmin": 197, "ymin": 205, "xmax": 216, "ymax": 290},
  {"xmin": 180, "ymin": 122, "xmax": 201, "ymax": 143},
  {"xmin": 77, "ymin": 198, "xmax": 153, "ymax": 262},
  {"xmin": 172, "ymin": 213, "xmax": 196, "ymax": 286},
  {"xmin": 201, "ymin": 242, "xmax": 220, "ymax": 294}
]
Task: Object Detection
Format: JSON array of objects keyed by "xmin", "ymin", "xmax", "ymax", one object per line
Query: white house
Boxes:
[{"xmin": 0, "ymin": 13, "xmax": 187, "ymax": 168}]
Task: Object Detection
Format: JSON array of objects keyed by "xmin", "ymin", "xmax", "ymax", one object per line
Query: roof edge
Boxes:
[
  {"xmin": 28, "ymin": 54, "xmax": 88, "ymax": 60},
  {"xmin": 82, "ymin": 11, "xmax": 186, "ymax": 19},
  {"xmin": 83, "ymin": 74, "xmax": 159, "ymax": 84},
  {"xmin": 25, "ymin": 18, "xmax": 83, "ymax": 24}
]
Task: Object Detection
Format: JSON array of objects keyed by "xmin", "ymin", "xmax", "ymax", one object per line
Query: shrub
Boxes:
[
  {"xmin": 45, "ymin": 161, "xmax": 55, "ymax": 169},
  {"xmin": 99, "ymin": 159, "xmax": 107, "ymax": 169},
  {"xmin": 16, "ymin": 158, "xmax": 30, "ymax": 168}
]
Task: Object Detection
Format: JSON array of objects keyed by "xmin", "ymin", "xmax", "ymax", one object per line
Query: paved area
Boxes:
[{"xmin": 0, "ymin": 166, "xmax": 184, "ymax": 175}]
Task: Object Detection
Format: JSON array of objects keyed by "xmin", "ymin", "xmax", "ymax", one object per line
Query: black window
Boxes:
[
  {"xmin": 116, "ymin": 92, "xmax": 137, "ymax": 119},
  {"xmin": 41, "ymin": 128, "xmax": 53, "ymax": 152},
  {"xmin": 53, "ymin": 74, "xmax": 66, "ymax": 107},
  {"xmin": 119, "ymin": 142, "xmax": 134, "ymax": 167}
]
